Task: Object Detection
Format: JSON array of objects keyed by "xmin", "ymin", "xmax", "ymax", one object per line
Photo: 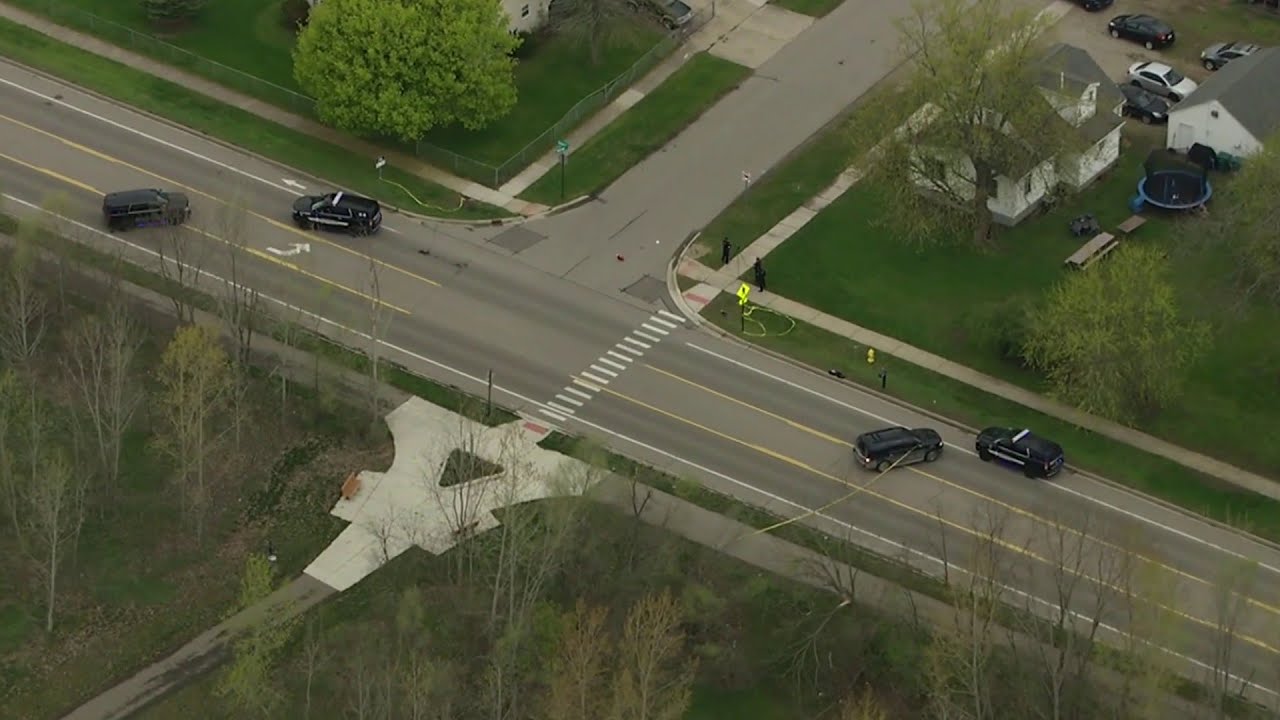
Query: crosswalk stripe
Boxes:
[
  {"xmin": 589, "ymin": 364, "xmax": 618, "ymax": 378},
  {"xmin": 634, "ymin": 330, "xmax": 662, "ymax": 343},
  {"xmin": 581, "ymin": 371, "xmax": 610, "ymax": 386},
  {"xmin": 565, "ymin": 386, "xmax": 593, "ymax": 399},
  {"xmin": 658, "ymin": 309, "xmax": 685, "ymax": 323},
  {"xmin": 617, "ymin": 343, "xmax": 644, "ymax": 356},
  {"xmin": 606, "ymin": 350, "xmax": 633, "ymax": 364},
  {"xmin": 599, "ymin": 357, "xmax": 627, "ymax": 371},
  {"xmin": 547, "ymin": 401, "xmax": 577, "ymax": 416},
  {"xmin": 641, "ymin": 323, "xmax": 669, "ymax": 336},
  {"xmin": 649, "ymin": 315, "xmax": 678, "ymax": 329},
  {"xmin": 555, "ymin": 393, "xmax": 584, "ymax": 407},
  {"xmin": 572, "ymin": 378, "xmax": 601, "ymax": 392},
  {"xmin": 623, "ymin": 337, "xmax": 651, "ymax": 350},
  {"xmin": 538, "ymin": 407, "xmax": 566, "ymax": 422}
]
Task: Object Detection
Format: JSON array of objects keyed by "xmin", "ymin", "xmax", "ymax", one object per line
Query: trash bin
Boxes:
[{"xmin": 1216, "ymin": 153, "xmax": 1242, "ymax": 172}]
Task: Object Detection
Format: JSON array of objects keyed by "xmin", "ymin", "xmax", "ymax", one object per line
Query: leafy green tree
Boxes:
[
  {"xmin": 140, "ymin": 0, "xmax": 207, "ymax": 25},
  {"xmin": 550, "ymin": 0, "xmax": 641, "ymax": 66},
  {"xmin": 294, "ymin": 0, "xmax": 521, "ymax": 142},
  {"xmin": 858, "ymin": 0, "xmax": 1080, "ymax": 249},
  {"xmin": 1199, "ymin": 137, "xmax": 1280, "ymax": 308},
  {"xmin": 218, "ymin": 554, "xmax": 296, "ymax": 717},
  {"xmin": 1023, "ymin": 245, "xmax": 1208, "ymax": 421}
]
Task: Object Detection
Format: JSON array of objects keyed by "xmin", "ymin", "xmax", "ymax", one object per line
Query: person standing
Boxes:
[
  {"xmin": 721, "ymin": 237, "xmax": 733, "ymax": 265},
  {"xmin": 753, "ymin": 258, "xmax": 767, "ymax": 292}
]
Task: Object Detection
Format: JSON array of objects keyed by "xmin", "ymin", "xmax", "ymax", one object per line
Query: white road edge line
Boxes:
[
  {"xmin": 641, "ymin": 323, "xmax": 669, "ymax": 336},
  {"xmin": 617, "ymin": 343, "xmax": 644, "ymax": 356},
  {"xmin": 649, "ymin": 315, "xmax": 678, "ymax": 329},
  {"xmin": 682, "ymin": 340, "xmax": 1280, "ymax": 577},
  {"xmin": 10, "ymin": 193, "xmax": 1273, "ymax": 702},
  {"xmin": 547, "ymin": 402, "xmax": 577, "ymax": 416},
  {"xmin": 581, "ymin": 372, "xmax": 610, "ymax": 386},
  {"xmin": 634, "ymin": 330, "xmax": 663, "ymax": 343},
  {"xmin": 658, "ymin": 309, "xmax": 686, "ymax": 323},
  {"xmin": 606, "ymin": 350, "xmax": 633, "ymax": 364},
  {"xmin": 555, "ymin": 394, "xmax": 584, "ymax": 407},
  {"xmin": 565, "ymin": 386, "xmax": 593, "ymax": 400},
  {"xmin": 589, "ymin": 364, "xmax": 618, "ymax": 378},
  {"xmin": 599, "ymin": 357, "xmax": 628, "ymax": 371}
]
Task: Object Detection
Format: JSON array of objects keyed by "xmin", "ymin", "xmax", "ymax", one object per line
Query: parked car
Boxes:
[
  {"xmin": 975, "ymin": 427, "xmax": 1065, "ymax": 479},
  {"xmin": 102, "ymin": 188, "xmax": 190, "ymax": 232},
  {"xmin": 1071, "ymin": 0, "xmax": 1113, "ymax": 10},
  {"xmin": 1119, "ymin": 84, "xmax": 1170, "ymax": 124},
  {"xmin": 291, "ymin": 191, "xmax": 382, "ymax": 235},
  {"xmin": 1126, "ymin": 61, "xmax": 1198, "ymax": 101},
  {"xmin": 853, "ymin": 426, "xmax": 944, "ymax": 472},
  {"xmin": 1108, "ymin": 14, "xmax": 1176, "ymax": 50},
  {"xmin": 628, "ymin": 0, "xmax": 693, "ymax": 29},
  {"xmin": 1200, "ymin": 42, "xmax": 1260, "ymax": 70}
]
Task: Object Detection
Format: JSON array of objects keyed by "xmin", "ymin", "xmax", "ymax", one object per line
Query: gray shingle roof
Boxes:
[
  {"xmin": 1176, "ymin": 46, "xmax": 1280, "ymax": 141},
  {"xmin": 1037, "ymin": 43, "xmax": 1125, "ymax": 144}
]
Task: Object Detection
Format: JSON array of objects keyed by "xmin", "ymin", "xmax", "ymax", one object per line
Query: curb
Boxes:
[
  {"xmin": 0, "ymin": 56, "xmax": 516, "ymax": 228},
  {"xmin": 664, "ymin": 234, "xmax": 1280, "ymax": 554}
]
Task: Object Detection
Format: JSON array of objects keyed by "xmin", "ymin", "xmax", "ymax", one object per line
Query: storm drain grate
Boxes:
[
  {"xmin": 622, "ymin": 275, "xmax": 667, "ymax": 304},
  {"xmin": 489, "ymin": 226, "xmax": 545, "ymax": 254}
]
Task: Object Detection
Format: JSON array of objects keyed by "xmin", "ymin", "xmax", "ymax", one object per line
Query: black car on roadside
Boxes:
[
  {"xmin": 102, "ymin": 188, "xmax": 191, "ymax": 232},
  {"xmin": 1109, "ymin": 14, "xmax": 1176, "ymax": 50},
  {"xmin": 1072, "ymin": 0, "xmax": 1113, "ymax": 11},
  {"xmin": 854, "ymin": 426, "xmax": 944, "ymax": 473},
  {"xmin": 975, "ymin": 427, "xmax": 1065, "ymax": 479},
  {"xmin": 1119, "ymin": 84, "xmax": 1170, "ymax": 124},
  {"xmin": 291, "ymin": 191, "xmax": 382, "ymax": 235}
]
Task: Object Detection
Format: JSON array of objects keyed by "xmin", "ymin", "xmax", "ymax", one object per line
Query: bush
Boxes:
[
  {"xmin": 965, "ymin": 298, "xmax": 1033, "ymax": 368},
  {"xmin": 281, "ymin": 0, "xmax": 311, "ymax": 30},
  {"xmin": 140, "ymin": 0, "xmax": 207, "ymax": 27}
]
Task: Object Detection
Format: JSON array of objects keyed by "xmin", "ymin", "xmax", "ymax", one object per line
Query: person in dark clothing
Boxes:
[
  {"xmin": 753, "ymin": 258, "xmax": 766, "ymax": 292},
  {"xmin": 721, "ymin": 237, "xmax": 732, "ymax": 265}
]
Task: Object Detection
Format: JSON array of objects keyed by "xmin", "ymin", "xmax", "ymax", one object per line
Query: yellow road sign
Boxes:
[{"xmin": 737, "ymin": 283, "xmax": 751, "ymax": 306}]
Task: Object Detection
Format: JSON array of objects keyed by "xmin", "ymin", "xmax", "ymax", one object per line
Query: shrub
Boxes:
[
  {"xmin": 965, "ymin": 297, "xmax": 1033, "ymax": 368},
  {"xmin": 282, "ymin": 0, "xmax": 312, "ymax": 30}
]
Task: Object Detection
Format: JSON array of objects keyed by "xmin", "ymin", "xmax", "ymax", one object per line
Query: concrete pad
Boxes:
[
  {"xmin": 685, "ymin": 282, "xmax": 722, "ymax": 311},
  {"xmin": 775, "ymin": 206, "xmax": 816, "ymax": 232},
  {"xmin": 614, "ymin": 88, "xmax": 646, "ymax": 112},
  {"xmin": 744, "ymin": 5, "xmax": 813, "ymax": 40}
]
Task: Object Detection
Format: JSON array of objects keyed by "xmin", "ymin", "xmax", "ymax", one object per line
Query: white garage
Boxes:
[{"xmin": 1167, "ymin": 47, "xmax": 1280, "ymax": 157}]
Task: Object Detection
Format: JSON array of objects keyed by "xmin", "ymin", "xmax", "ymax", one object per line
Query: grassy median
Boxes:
[{"xmin": 0, "ymin": 17, "xmax": 505, "ymax": 220}]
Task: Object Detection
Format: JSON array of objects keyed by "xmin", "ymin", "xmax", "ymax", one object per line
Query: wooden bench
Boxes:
[
  {"xmin": 340, "ymin": 472, "xmax": 362, "ymax": 501},
  {"xmin": 1116, "ymin": 215, "xmax": 1147, "ymax": 235},
  {"xmin": 1065, "ymin": 232, "xmax": 1119, "ymax": 270}
]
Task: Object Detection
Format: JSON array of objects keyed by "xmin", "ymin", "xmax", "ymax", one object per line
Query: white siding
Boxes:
[
  {"xmin": 1166, "ymin": 101, "xmax": 1262, "ymax": 156},
  {"xmin": 1060, "ymin": 125, "xmax": 1122, "ymax": 190},
  {"xmin": 989, "ymin": 159, "xmax": 1055, "ymax": 223},
  {"xmin": 505, "ymin": 0, "xmax": 551, "ymax": 32}
]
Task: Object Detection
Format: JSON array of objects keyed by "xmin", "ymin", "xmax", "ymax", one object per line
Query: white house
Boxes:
[
  {"xmin": 1166, "ymin": 47, "xmax": 1280, "ymax": 156},
  {"xmin": 305, "ymin": 0, "xmax": 550, "ymax": 34},
  {"xmin": 912, "ymin": 44, "xmax": 1125, "ymax": 226}
]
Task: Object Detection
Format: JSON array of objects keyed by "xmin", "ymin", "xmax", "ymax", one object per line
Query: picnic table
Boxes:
[{"xmin": 1065, "ymin": 232, "xmax": 1119, "ymax": 270}]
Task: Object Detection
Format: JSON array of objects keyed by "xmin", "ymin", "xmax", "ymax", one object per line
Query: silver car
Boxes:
[
  {"xmin": 1126, "ymin": 61, "xmax": 1198, "ymax": 102},
  {"xmin": 1200, "ymin": 42, "xmax": 1260, "ymax": 71}
]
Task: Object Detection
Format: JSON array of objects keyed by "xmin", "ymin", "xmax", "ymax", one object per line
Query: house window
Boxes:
[
  {"xmin": 1024, "ymin": 176, "xmax": 1033, "ymax": 196},
  {"xmin": 521, "ymin": 3, "xmax": 529, "ymax": 16}
]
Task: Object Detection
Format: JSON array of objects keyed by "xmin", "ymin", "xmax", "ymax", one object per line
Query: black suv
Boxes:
[
  {"xmin": 102, "ymin": 188, "xmax": 190, "ymax": 231},
  {"xmin": 291, "ymin": 191, "xmax": 382, "ymax": 235},
  {"xmin": 854, "ymin": 426, "xmax": 944, "ymax": 472},
  {"xmin": 975, "ymin": 427, "xmax": 1065, "ymax": 478}
]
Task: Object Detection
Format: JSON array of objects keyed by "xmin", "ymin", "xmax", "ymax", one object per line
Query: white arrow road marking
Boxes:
[
  {"xmin": 266, "ymin": 242, "xmax": 312, "ymax": 257},
  {"xmin": 282, "ymin": 179, "xmax": 307, "ymax": 190}
]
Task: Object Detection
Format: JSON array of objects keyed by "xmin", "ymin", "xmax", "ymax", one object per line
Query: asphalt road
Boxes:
[{"xmin": 3, "ymin": 56, "xmax": 1280, "ymax": 704}]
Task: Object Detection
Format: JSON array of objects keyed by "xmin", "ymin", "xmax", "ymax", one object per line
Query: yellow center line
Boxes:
[
  {"xmin": 641, "ymin": 362, "xmax": 1280, "ymax": 619},
  {"xmin": 0, "ymin": 112, "xmax": 439, "ymax": 288},
  {"xmin": 0, "ymin": 150, "xmax": 101, "ymax": 195},
  {"xmin": 594, "ymin": 377, "xmax": 1280, "ymax": 655}
]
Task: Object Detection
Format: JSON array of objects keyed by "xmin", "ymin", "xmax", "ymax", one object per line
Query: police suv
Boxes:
[
  {"xmin": 102, "ymin": 188, "xmax": 190, "ymax": 231},
  {"xmin": 291, "ymin": 191, "xmax": 382, "ymax": 235},
  {"xmin": 975, "ymin": 427, "xmax": 1065, "ymax": 478}
]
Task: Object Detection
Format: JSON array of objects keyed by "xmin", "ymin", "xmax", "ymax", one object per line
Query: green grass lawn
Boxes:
[
  {"xmin": 700, "ymin": 292, "xmax": 1280, "ymax": 544},
  {"xmin": 761, "ymin": 132, "xmax": 1280, "ymax": 481},
  {"xmin": 771, "ymin": 0, "xmax": 845, "ymax": 18},
  {"xmin": 0, "ymin": 17, "xmax": 506, "ymax": 220},
  {"xmin": 521, "ymin": 52, "xmax": 751, "ymax": 204},
  {"xmin": 1157, "ymin": 1, "xmax": 1280, "ymax": 71}
]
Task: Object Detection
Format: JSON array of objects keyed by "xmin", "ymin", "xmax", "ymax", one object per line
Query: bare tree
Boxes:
[
  {"xmin": 206, "ymin": 200, "xmax": 261, "ymax": 451},
  {"xmin": 609, "ymin": 589, "xmax": 697, "ymax": 720},
  {"xmin": 1207, "ymin": 558, "xmax": 1259, "ymax": 718},
  {"xmin": 22, "ymin": 448, "xmax": 86, "ymax": 632},
  {"xmin": 426, "ymin": 415, "xmax": 505, "ymax": 584},
  {"xmin": 37, "ymin": 192, "xmax": 79, "ymax": 312},
  {"xmin": 837, "ymin": 688, "xmax": 892, "ymax": 720},
  {"xmin": 155, "ymin": 220, "xmax": 209, "ymax": 324},
  {"xmin": 1111, "ymin": 530, "xmax": 1182, "ymax": 720},
  {"xmin": 0, "ymin": 370, "xmax": 24, "ymax": 543},
  {"xmin": 63, "ymin": 295, "xmax": 144, "ymax": 499},
  {"xmin": 550, "ymin": 0, "xmax": 642, "ymax": 66},
  {"xmin": 300, "ymin": 617, "xmax": 329, "ymax": 720},
  {"xmin": 0, "ymin": 221, "xmax": 49, "ymax": 366},
  {"xmin": 543, "ymin": 600, "xmax": 614, "ymax": 720},
  {"xmin": 152, "ymin": 324, "xmax": 234, "ymax": 543}
]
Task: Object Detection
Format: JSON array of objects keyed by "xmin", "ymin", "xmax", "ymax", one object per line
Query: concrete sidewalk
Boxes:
[{"xmin": 0, "ymin": 2, "xmax": 536, "ymax": 217}]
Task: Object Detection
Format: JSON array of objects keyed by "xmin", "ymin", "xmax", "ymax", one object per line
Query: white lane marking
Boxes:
[
  {"xmin": 565, "ymin": 386, "xmax": 593, "ymax": 400},
  {"xmin": 623, "ymin": 337, "xmax": 650, "ymax": 351},
  {"xmin": 650, "ymin": 315, "xmax": 678, "ymax": 329},
  {"xmin": 641, "ymin": 323, "xmax": 669, "ymax": 336},
  {"xmin": 15, "ymin": 193, "xmax": 1271, "ymax": 702},
  {"xmin": 547, "ymin": 402, "xmax": 577, "ymax": 416},
  {"xmin": 555, "ymin": 394, "xmax": 584, "ymax": 407},
  {"xmin": 606, "ymin": 350, "xmax": 633, "ymax": 364},
  {"xmin": 572, "ymin": 378, "xmax": 602, "ymax": 393},
  {"xmin": 599, "ymin": 357, "xmax": 628, "ymax": 371},
  {"xmin": 589, "ymin": 364, "xmax": 618, "ymax": 378},
  {"xmin": 634, "ymin": 330, "xmax": 662, "ymax": 344},
  {"xmin": 581, "ymin": 372, "xmax": 610, "ymax": 386},
  {"xmin": 658, "ymin": 309, "xmax": 686, "ymax": 323},
  {"xmin": 617, "ymin": 342, "xmax": 644, "ymax": 356},
  {"xmin": 684, "ymin": 340, "xmax": 1280, "ymax": 577}
]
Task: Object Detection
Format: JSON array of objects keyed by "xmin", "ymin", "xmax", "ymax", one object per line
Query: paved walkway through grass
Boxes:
[
  {"xmin": 673, "ymin": 160, "xmax": 1280, "ymax": 504},
  {"xmin": 0, "ymin": 1, "xmax": 537, "ymax": 217}
]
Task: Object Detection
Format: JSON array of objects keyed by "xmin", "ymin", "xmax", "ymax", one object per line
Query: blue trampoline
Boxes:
[{"xmin": 1133, "ymin": 148, "xmax": 1212, "ymax": 211}]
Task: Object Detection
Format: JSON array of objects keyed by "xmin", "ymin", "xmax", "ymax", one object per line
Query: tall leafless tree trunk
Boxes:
[
  {"xmin": 365, "ymin": 255, "xmax": 389, "ymax": 431},
  {"xmin": 0, "ymin": 371, "xmax": 25, "ymax": 545},
  {"xmin": 209, "ymin": 201, "xmax": 260, "ymax": 452},
  {"xmin": 543, "ymin": 600, "xmax": 614, "ymax": 720},
  {"xmin": 156, "ymin": 221, "xmax": 208, "ymax": 325},
  {"xmin": 22, "ymin": 449, "xmax": 86, "ymax": 632},
  {"xmin": 610, "ymin": 589, "xmax": 697, "ymax": 720},
  {"xmin": 1207, "ymin": 559, "xmax": 1258, "ymax": 718}
]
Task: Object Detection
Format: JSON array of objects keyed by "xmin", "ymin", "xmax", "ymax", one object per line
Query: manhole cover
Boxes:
[
  {"xmin": 622, "ymin": 275, "xmax": 667, "ymax": 303},
  {"xmin": 489, "ymin": 226, "xmax": 544, "ymax": 253}
]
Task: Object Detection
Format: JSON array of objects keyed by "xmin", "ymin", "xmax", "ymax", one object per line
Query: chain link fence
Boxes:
[
  {"xmin": 12, "ymin": 0, "xmax": 316, "ymax": 115},
  {"xmin": 19, "ymin": 0, "xmax": 704, "ymax": 188}
]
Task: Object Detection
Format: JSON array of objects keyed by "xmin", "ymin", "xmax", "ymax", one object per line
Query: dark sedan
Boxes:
[
  {"xmin": 1109, "ymin": 14, "xmax": 1176, "ymax": 50},
  {"xmin": 1119, "ymin": 84, "xmax": 1170, "ymax": 124},
  {"xmin": 1073, "ymin": 0, "xmax": 1113, "ymax": 10}
]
